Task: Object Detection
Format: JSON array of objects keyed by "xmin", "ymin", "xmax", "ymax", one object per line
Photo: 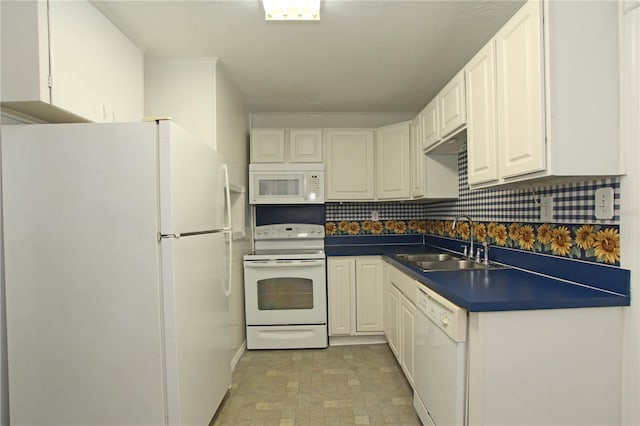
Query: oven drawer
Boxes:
[{"xmin": 246, "ymin": 325, "xmax": 328, "ymax": 349}]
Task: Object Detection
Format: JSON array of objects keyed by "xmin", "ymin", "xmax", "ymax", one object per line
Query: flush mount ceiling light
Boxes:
[{"xmin": 262, "ymin": 0, "xmax": 320, "ymax": 21}]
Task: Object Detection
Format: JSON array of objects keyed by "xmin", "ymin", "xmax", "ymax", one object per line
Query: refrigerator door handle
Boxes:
[
  {"xmin": 222, "ymin": 164, "xmax": 232, "ymax": 232},
  {"xmin": 224, "ymin": 230, "xmax": 232, "ymax": 296}
]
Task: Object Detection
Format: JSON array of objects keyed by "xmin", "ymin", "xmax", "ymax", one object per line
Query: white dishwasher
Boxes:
[{"xmin": 414, "ymin": 285, "xmax": 467, "ymax": 426}]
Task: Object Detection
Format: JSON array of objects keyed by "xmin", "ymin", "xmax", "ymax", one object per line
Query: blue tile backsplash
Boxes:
[{"xmin": 325, "ymin": 150, "xmax": 621, "ymax": 265}]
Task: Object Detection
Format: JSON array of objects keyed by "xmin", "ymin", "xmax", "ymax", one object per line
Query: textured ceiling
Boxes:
[{"xmin": 95, "ymin": 0, "xmax": 525, "ymax": 113}]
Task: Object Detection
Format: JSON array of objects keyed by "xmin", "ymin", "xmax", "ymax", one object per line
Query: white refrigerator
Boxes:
[{"xmin": 1, "ymin": 120, "xmax": 232, "ymax": 425}]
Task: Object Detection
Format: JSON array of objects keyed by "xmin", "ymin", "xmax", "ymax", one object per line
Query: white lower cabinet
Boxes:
[
  {"xmin": 399, "ymin": 294, "xmax": 416, "ymax": 386},
  {"xmin": 384, "ymin": 280, "xmax": 400, "ymax": 357},
  {"xmin": 328, "ymin": 257, "xmax": 384, "ymax": 337},
  {"xmin": 385, "ymin": 262, "xmax": 417, "ymax": 387}
]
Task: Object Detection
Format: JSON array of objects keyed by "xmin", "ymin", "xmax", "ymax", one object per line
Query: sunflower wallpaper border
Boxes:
[{"xmin": 325, "ymin": 219, "xmax": 621, "ymax": 266}]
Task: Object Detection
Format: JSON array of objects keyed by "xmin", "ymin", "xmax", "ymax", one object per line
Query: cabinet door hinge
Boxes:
[{"xmin": 47, "ymin": 75, "xmax": 52, "ymax": 88}]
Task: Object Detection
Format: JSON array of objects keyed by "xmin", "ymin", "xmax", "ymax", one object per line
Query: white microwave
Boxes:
[{"xmin": 249, "ymin": 163, "xmax": 324, "ymax": 204}]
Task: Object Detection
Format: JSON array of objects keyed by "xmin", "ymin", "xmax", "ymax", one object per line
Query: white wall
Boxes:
[
  {"xmin": 215, "ymin": 66, "xmax": 251, "ymax": 366},
  {"xmin": 620, "ymin": 2, "xmax": 640, "ymax": 424},
  {"xmin": 144, "ymin": 58, "xmax": 251, "ymax": 367},
  {"xmin": 145, "ymin": 57, "xmax": 218, "ymax": 149}
]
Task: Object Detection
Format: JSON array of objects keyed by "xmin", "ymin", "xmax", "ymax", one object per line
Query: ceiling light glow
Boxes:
[{"xmin": 262, "ymin": 0, "xmax": 320, "ymax": 21}]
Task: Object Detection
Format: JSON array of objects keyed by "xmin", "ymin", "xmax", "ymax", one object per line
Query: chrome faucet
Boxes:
[{"xmin": 452, "ymin": 215, "xmax": 474, "ymax": 259}]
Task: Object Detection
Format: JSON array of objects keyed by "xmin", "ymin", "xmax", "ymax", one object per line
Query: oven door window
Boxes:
[{"xmin": 257, "ymin": 277, "xmax": 313, "ymax": 310}]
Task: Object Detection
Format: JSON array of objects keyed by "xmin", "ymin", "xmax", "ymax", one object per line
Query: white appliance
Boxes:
[
  {"xmin": 1, "ymin": 120, "xmax": 233, "ymax": 426},
  {"xmin": 249, "ymin": 163, "xmax": 324, "ymax": 204},
  {"xmin": 243, "ymin": 224, "xmax": 327, "ymax": 349},
  {"xmin": 414, "ymin": 285, "xmax": 468, "ymax": 426}
]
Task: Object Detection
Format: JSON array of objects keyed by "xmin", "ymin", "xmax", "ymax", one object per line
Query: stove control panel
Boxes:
[{"xmin": 254, "ymin": 224, "xmax": 325, "ymax": 240}]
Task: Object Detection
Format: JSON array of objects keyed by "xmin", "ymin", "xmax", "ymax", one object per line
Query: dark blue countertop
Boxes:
[{"xmin": 325, "ymin": 236, "xmax": 630, "ymax": 312}]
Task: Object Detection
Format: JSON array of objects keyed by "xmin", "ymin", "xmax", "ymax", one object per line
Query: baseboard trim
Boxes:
[
  {"xmin": 231, "ymin": 341, "xmax": 246, "ymax": 372},
  {"xmin": 329, "ymin": 335, "xmax": 387, "ymax": 346}
]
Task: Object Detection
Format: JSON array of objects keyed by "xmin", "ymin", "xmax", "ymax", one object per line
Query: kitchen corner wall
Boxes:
[
  {"xmin": 327, "ymin": 150, "xmax": 622, "ymax": 266},
  {"xmin": 145, "ymin": 59, "xmax": 251, "ymax": 367}
]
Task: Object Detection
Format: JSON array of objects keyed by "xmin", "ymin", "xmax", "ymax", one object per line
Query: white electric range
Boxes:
[{"xmin": 243, "ymin": 224, "xmax": 327, "ymax": 349}]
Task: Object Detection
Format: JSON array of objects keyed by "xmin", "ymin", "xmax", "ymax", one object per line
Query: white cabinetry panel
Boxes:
[
  {"xmin": 496, "ymin": 0, "xmax": 545, "ymax": 179},
  {"xmin": 438, "ymin": 70, "xmax": 467, "ymax": 139},
  {"xmin": 465, "ymin": 41, "xmax": 499, "ymax": 185},
  {"xmin": 250, "ymin": 129, "xmax": 286, "ymax": 163},
  {"xmin": 376, "ymin": 122, "xmax": 411, "ymax": 200},
  {"xmin": 325, "ymin": 130, "xmax": 375, "ymax": 200}
]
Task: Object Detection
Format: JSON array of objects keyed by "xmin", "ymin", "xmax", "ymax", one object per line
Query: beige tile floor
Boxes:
[{"xmin": 211, "ymin": 344, "xmax": 421, "ymax": 426}]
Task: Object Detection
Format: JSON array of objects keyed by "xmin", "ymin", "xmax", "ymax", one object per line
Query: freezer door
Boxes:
[
  {"xmin": 160, "ymin": 231, "xmax": 231, "ymax": 426},
  {"xmin": 158, "ymin": 121, "xmax": 226, "ymax": 234},
  {"xmin": 1, "ymin": 123, "xmax": 166, "ymax": 425}
]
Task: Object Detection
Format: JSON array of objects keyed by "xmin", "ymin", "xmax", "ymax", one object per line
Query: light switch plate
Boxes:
[
  {"xmin": 371, "ymin": 210, "xmax": 379, "ymax": 221},
  {"xmin": 595, "ymin": 187, "xmax": 614, "ymax": 219},
  {"xmin": 540, "ymin": 196, "xmax": 553, "ymax": 222}
]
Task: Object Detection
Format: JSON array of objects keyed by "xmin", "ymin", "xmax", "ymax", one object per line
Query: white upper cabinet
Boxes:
[
  {"xmin": 376, "ymin": 122, "xmax": 411, "ymax": 200},
  {"xmin": 251, "ymin": 129, "xmax": 322, "ymax": 163},
  {"xmin": 438, "ymin": 70, "xmax": 467, "ymax": 139},
  {"xmin": 465, "ymin": 0, "xmax": 621, "ymax": 189},
  {"xmin": 325, "ymin": 130, "xmax": 375, "ymax": 200},
  {"xmin": 289, "ymin": 129, "xmax": 323, "ymax": 162},
  {"xmin": 251, "ymin": 129, "xmax": 286, "ymax": 162},
  {"xmin": 0, "ymin": 0, "xmax": 143, "ymax": 123},
  {"xmin": 495, "ymin": 0, "xmax": 545, "ymax": 179},
  {"xmin": 420, "ymin": 98, "xmax": 439, "ymax": 151},
  {"xmin": 421, "ymin": 71, "xmax": 467, "ymax": 154},
  {"xmin": 410, "ymin": 117, "xmax": 425, "ymax": 198},
  {"xmin": 465, "ymin": 40, "xmax": 499, "ymax": 186}
]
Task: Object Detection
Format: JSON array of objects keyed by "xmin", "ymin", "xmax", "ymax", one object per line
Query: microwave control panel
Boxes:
[{"xmin": 305, "ymin": 172, "xmax": 323, "ymax": 200}]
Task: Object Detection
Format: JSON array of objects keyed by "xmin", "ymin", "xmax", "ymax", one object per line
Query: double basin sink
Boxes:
[{"xmin": 394, "ymin": 252, "xmax": 507, "ymax": 272}]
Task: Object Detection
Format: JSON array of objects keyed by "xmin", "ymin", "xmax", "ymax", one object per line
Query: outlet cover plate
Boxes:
[
  {"xmin": 595, "ymin": 187, "xmax": 614, "ymax": 219},
  {"xmin": 540, "ymin": 196, "xmax": 553, "ymax": 222}
]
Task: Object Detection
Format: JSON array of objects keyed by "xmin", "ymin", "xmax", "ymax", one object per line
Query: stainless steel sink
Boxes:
[
  {"xmin": 414, "ymin": 259, "xmax": 492, "ymax": 271},
  {"xmin": 394, "ymin": 253, "xmax": 508, "ymax": 271},
  {"xmin": 395, "ymin": 253, "xmax": 462, "ymax": 262}
]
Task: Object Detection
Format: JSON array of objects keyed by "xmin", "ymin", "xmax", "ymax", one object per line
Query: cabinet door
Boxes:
[
  {"xmin": 325, "ymin": 130, "xmax": 375, "ymax": 200},
  {"xmin": 386, "ymin": 283, "xmax": 401, "ymax": 358},
  {"xmin": 355, "ymin": 258, "xmax": 384, "ymax": 333},
  {"xmin": 400, "ymin": 294, "xmax": 416, "ymax": 387},
  {"xmin": 327, "ymin": 258, "xmax": 353, "ymax": 336},
  {"xmin": 438, "ymin": 70, "xmax": 467, "ymax": 139},
  {"xmin": 420, "ymin": 98, "xmax": 439, "ymax": 151},
  {"xmin": 410, "ymin": 117, "xmax": 425, "ymax": 198},
  {"xmin": 289, "ymin": 129, "xmax": 323, "ymax": 162},
  {"xmin": 250, "ymin": 129, "xmax": 286, "ymax": 163},
  {"xmin": 49, "ymin": 0, "xmax": 143, "ymax": 122},
  {"xmin": 465, "ymin": 40, "xmax": 499, "ymax": 185},
  {"xmin": 376, "ymin": 122, "xmax": 411, "ymax": 200},
  {"xmin": 496, "ymin": 0, "xmax": 545, "ymax": 179}
]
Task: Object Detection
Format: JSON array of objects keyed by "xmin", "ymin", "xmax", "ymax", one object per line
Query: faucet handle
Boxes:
[
  {"xmin": 461, "ymin": 245, "xmax": 468, "ymax": 257},
  {"xmin": 483, "ymin": 242, "xmax": 489, "ymax": 265}
]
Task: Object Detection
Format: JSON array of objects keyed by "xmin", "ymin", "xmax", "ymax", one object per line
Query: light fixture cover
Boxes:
[{"xmin": 262, "ymin": 0, "xmax": 320, "ymax": 21}]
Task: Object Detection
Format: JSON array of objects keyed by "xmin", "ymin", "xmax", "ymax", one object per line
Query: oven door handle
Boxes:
[{"xmin": 245, "ymin": 260, "xmax": 325, "ymax": 268}]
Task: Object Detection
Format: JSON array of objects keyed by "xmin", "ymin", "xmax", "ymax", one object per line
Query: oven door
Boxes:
[{"xmin": 243, "ymin": 259, "xmax": 327, "ymax": 325}]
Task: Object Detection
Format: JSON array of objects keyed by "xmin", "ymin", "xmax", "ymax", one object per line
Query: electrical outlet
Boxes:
[
  {"xmin": 595, "ymin": 187, "xmax": 614, "ymax": 219},
  {"xmin": 371, "ymin": 210, "xmax": 379, "ymax": 221},
  {"xmin": 540, "ymin": 196, "xmax": 553, "ymax": 222}
]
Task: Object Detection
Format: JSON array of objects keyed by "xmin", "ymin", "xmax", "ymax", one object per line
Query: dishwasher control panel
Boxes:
[{"xmin": 416, "ymin": 286, "xmax": 467, "ymax": 343}]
